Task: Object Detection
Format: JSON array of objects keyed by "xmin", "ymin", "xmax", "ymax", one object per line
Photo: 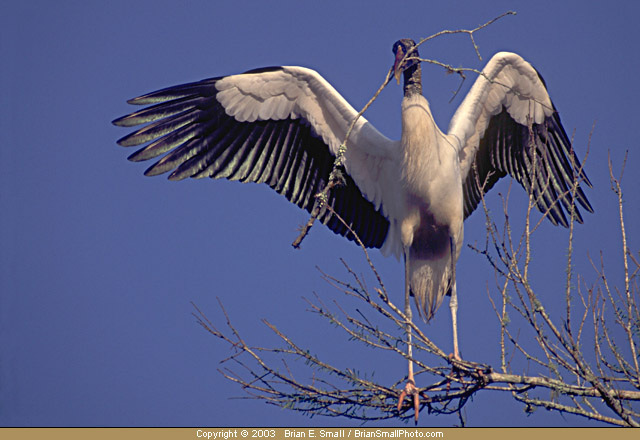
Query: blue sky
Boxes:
[{"xmin": 1, "ymin": 0, "xmax": 639, "ymax": 427}]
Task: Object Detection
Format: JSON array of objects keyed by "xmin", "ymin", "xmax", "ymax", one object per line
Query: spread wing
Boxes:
[
  {"xmin": 113, "ymin": 66, "xmax": 403, "ymax": 254},
  {"xmin": 448, "ymin": 52, "xmax": 593, "ymax": 226}
]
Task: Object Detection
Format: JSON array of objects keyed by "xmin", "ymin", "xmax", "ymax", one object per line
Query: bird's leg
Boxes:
[
  {"xmin": 450, "ymin": 281, "xmax": 461, "ymax": 361},
  {"xmin": 404, "ymin": 250, "xmax": 413, "ymax": 370},
  {"xmin": 397, "ymin": 250, "xmax": 420, "ymax": 423},
  {"xmin": 449, "ymin": 237, "xmax": 461, "ymax": 361}
]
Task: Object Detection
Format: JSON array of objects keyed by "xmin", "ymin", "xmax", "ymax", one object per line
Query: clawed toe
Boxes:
[{"xmin": 397, "ymin": 379, "xmax": 420, "ymax": 424}]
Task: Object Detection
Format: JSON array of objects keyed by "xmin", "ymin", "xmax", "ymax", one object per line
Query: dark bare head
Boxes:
[{"xmin": 392, "ymin": 39, "xmax": 422, "ymax": 96}]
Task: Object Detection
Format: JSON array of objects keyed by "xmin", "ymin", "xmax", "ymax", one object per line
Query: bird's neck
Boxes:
[{"xmin": 403, "ymin": 64, "xmax": 422, "ymax": 97}]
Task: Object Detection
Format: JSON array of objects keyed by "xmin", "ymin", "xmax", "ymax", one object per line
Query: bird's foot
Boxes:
[
  {"xmin": 397, "ymin": 378, "xmax": 420, "ymax": 424},
  {"xmin": 448, "ymin": 353, "xmax": 491, "ymax": 373},
  {"xmin": 445, "ymin": 354, "xmax": 493, "ymax": 389},
  {"xmin": 445, "ymin": 352, "xmax": 465, "ymax": 391}
]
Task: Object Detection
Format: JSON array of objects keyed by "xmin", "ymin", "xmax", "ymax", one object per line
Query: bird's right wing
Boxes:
[{"xmin": 113, "ymin": 66, "xmax": 403, "ymax": 255}]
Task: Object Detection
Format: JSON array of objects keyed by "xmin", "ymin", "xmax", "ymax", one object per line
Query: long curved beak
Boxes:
[{"xmin": 393, "ymin": 47, "xmax": 406, "ymax": 85}]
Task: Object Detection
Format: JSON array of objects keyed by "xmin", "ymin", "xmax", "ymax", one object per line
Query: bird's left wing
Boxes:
[
  {"xmin": 447, "ymin": 52, "xmax": 592, "ymax": 226},
  {"xmin": 113, "ymin": 66, "xmax": 403, "ymax": 253}
]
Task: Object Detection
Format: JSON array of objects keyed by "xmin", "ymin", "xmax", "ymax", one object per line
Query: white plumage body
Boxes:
[{"xmin": 398, "ymin": 94, "xmax": 463, "ymax": 318}]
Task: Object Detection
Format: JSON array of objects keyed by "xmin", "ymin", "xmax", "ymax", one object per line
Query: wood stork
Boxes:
[{"xmin": 113, "ymin": 38, "xmax": 592, "ymax": 416}]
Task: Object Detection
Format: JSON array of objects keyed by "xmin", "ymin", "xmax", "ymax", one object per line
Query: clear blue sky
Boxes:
[{"xmin": 1, "ymin": 0, "xmax": 638, "ymax": 427}]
